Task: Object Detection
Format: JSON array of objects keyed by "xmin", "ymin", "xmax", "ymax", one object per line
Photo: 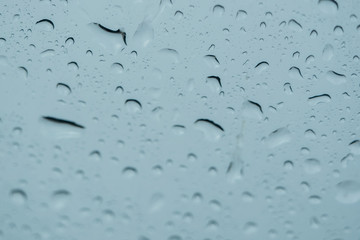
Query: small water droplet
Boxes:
[
  {"xmin": 10, "ymin": 189, "xmax": 27, "ymax": 205},
  {"xmin": 304, "ymin": 158, "xmax": 322, "ymax": 174},
  {"xmin": 52, "ymin": 189, "xmax": 71, "ymax": 210}
]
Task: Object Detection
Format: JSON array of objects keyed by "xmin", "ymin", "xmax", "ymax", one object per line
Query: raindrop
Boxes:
[
  {"xmin": 17, "ymin": 66, "xmax": 28, "ymax": 79},
  {"xmin": 318, "ymin": 0, "xmax": 339, "ymax": 14},
  {"xmin": 213, "ymin": 5, "xmax": 225, "ymax": 16},
  {"xmin": 56, "ymin": 83, "xmax": 71, "ymax": 96},
  {"xmin": 111, "ymin": 62, "xmax": 124, "ymax": 74},
  {"xmin": 122, "ymin": 167, "xmax": 138, "ymax": 178},
  {"xmin": 288, "ymin": 66, "xmax": 303, "ymax": 79},
  {"xmin": 242, "ymin": 100, "xmax": 263, "ymax": 120},
  {"xmin": 322, "ymin": 44, "xmax": 334, "ymax": 61},
  {"xmin": 174, "ymin": 10, "xmax": 183, "ymax": 19},
  {"xmin": 65, "ymin": 37, "xmax": 74, "ymax": 45},
  {"xmin": 10, "ymin": 189, "xmax": 27, "ymax": 205},
  {"xmin": 125, "ymin": 99, "xmax": 142, "ymax": 113},
  {"xmin": 52, "ymin": 189, "xmax": 71, "ymax": 210},
  {"xmin": 35, "ymin": 19, "xmax": 54, "ymax": 30},
  {"xmin": 349, "ymin": 140, "xmax": 360, "ymax": 155},
  {"xmin": 172, "ymin": 125, "xmax": 186, "ymax": 135},
  {"xmin": 133, "ymin": 21, "xmax": 154, "ymax": 48},
  {"xmin": 266, "ymin": 127, "xmax": 291, "ymax": 148},
  {"xmin": 236, "ymin": 10, "xmax": 247, "ymax": 20},
  {"xmin": 336, "ymin": 180, "xmax": 360, "ymax": 204},
  {"xmin": 194, "ymin": 119, "xmax": 224, "ymax": 141},
  {"xmin": 206, "ymin": 76, "xmax": 222, "ymax": 92},
  {"xmin": 243, "ymin": 222, "xmax": 258, "ymax": 234},
  {"xmin": 102, "ymin": 209, "xmax": 116, "ymax": 222},
  {"xmin": 283, "ymin": 83, "xmax": 293, "ymax": 94},
  {"xmin": 304, "ymin": 158, "xmax": 322, "ymax": 174},
  {"xmin": 308, "ymin": 94, "xmax": 331, "ymax": 106},
  {"xmin": 333, "ymin": 25, "xmax": 344, "ymax": 35},
  {"xmin": 42, "ymin": 116, "xmax": 84, "ymax": 129},
  {"xmin": 255, "ymin": 61, "xmax": 269, "ymax": 73},
  {"xmin": 288, "ymin": 19, "xmax": 302, "ymax": 31},
  {"xmin": 67, "ymin": 61, "xmax": 79, "ymax": 71},
  {"xmin": 158, "ymin": 48, "xmax": 179, "ymax": 63},
  {"xmin": 203, "ymin": 55, "xmax": 220, "ymax": 68},
  {"xmin": 283, "ymin": 160, "xmax": 294, "ymax": 170},
  {"xmin": 89, "ymin": 150, "xmax": 101, "ymax": 161},
  {"xmin": 326, "ymin": 71, "xmax": 346, "ymax": 85}
]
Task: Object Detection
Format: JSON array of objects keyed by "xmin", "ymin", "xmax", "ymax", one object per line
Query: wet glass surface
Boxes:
[{"xmin": 0, "ymin": 0, "xmax": 360, "ymax": 239}]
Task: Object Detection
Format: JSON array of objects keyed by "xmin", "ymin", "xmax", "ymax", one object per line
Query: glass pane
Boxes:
[{"xmin": 1, "ymin": 0, "xmax": 359, "ymax": 239}]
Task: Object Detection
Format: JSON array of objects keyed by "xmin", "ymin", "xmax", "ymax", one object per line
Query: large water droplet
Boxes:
[
  {"xmin": 318, "ymin": 0, "xmax": 339, "ymax": 14},
  {"xmin": 326, "ymin": 71, "xmax": 346, "ymax": 85},
  {"xmin": 35, "ymin": 19, "xmax": 54, "ymax": 31},
  {"xmin": 336, "ymin": 180, "xmax": 360, "ymax": 204},
  {"xmin": 242, "ymin": 100, "xmax": 263, "ymax": 120},
  {"xmin": 133, "ymin": 21, "xmax": 154, "ymax": 48},
  {"xmin": 349, "ymin": 140, "xmax": 360, "ymax": 155},
  {"xmin": 266, "ymin": 127, "xmax": 291, "ymax": 148},
  {"xmin": 194, "ymin": 119, "xmax": 224, "ymax": 141}
]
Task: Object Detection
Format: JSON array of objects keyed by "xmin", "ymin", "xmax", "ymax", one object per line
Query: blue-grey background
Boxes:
[{"xmin": 1, "ymin": 0, "xmax": 360, "ymax": 239}]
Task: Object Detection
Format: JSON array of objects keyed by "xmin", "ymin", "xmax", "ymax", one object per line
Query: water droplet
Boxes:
[
  {"xmin": 308, "ymin": 94, "xmax": 331, "ymax": 106},
  {"xmin": 158, "ymin": 48, "xmax": 179, "ymax": 63},
  {"xmin": 266, "ymin": 127, "xmax": 291, "ymax": 148},
  {"xmin": 326, "ymin": 70, "xmax": 346, "ymax": 85},
  {"xmin": 333, "ymin": 25, "xmax": 344, "ymax": 35},
  {"xmin": 242, "ymin": 100, "xmax": 263, "ymax": 120},
  {"xmin": 318, "ymin": 0, "xmax": 339, "ymax": 14},
  {"xmin": 149, "ymin": 193, "xmax": 164, "ymax": 212},
  {"xmin": 288, "ymin": 19, "xmax": 302, "ymax": 31},
  {"xmin": 322, "ymin": 44, "xmax": 334, "ymax": 61},
  {"xmin": 133, "ymin": 21, "xmax": 154, "ymax": 48},
  {"xmin": 52, "ymin": 189, "xmax": 71, "ymax": 210},
  {"xmin": 206, "ymin": 76, "xmax": 222, "ymax": 92},
  {"xmin": 65, "ymin": 37, "xmax": 74, "ymax": 45},
  {"xmin": 288, "ymin": 66, "xmax": 303, "ymax": 79},
  {"xmin": 102, "ymin": 209, "xmax": 116, "ymax": 222},
  {"xmin": 283, "ymin": 160, "xmax": 294, "ymax": 170},
  {"xmin": 213, "ymin": 5, "xmax": 225, "ymax": 16},
  {"xmin": 243, "ymin": 222, "xmax": 258, "ymax": 234},
  {"xmin": 349, "ymin": 140, "xmax": 360, "ymax": 155},
  {"xmin": 17, "ymin": 66, "xmax": 28, "ymax": 79},
  {"xmin": 236, "ymin": 10, "xmax": 247, "ymax": 20},
  {"xmin": 111, "ymin": 63, "xmax": 124, "ymax": 74},
  {"xmin": 56, "ymin": 83, "xmax": 71, "ymax": 96},
  {"xmin": 122, "ymin": 167, "xmax": 137, "ymax": 178},
  {"xmin": 89, "ymin": 150, "xmax": 101, "ymax": 161},
  {"xmin": 304, "ymin": 158, "xmax": 322, "ymax": 174},
  {"xmin": 308, "ymin": 195, "xmax": 322, "ymax": 204},
  {"xmin": 194, "ymin": 119, "xmax": 224, "ymax": 141},
  {"xmin": 336, "ymin": 180, "xmax": 360, "ymax": 204},
  {"xmin": 203, "ymin": 55, "xmax": 220, "ymax": 68},
  {"xmin": 35, "ymin": 19, "xmax": 54, "ymax": 30},
  {"xmin": 10, "ymin": 189, "xmax": 27, "ymax": 205},
  {"xmin": 125, "ymin": 99, "xmax": 142, "ymax": 113},
  {"xmin": 283, "ymin": 82, "xmax": 293, "ymax": 94},
  {"xmin": 255, "ymin": 61, "xmax": 269, "ymax": 73}
]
